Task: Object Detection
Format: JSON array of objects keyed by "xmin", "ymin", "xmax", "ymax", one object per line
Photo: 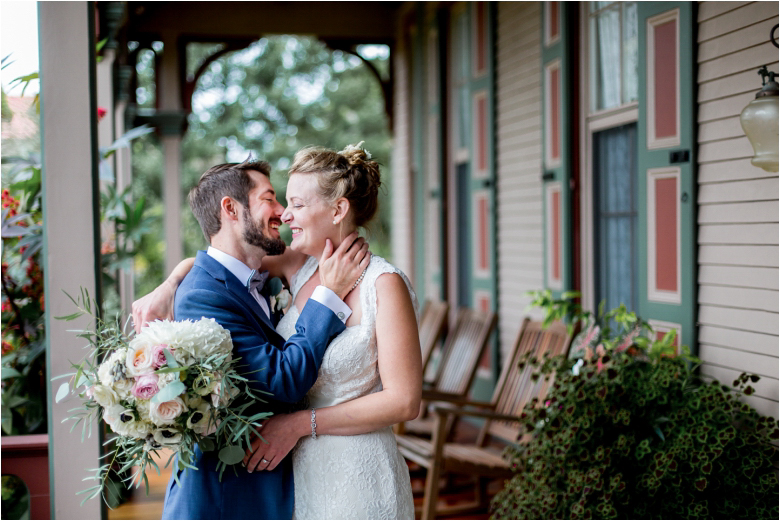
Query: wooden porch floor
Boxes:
[{"xmin": 107, "ymin": 422, "xmax": 502, "ymax": 520}]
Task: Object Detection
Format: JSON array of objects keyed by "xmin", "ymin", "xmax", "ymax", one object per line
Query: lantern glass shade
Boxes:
[{"xmin": 740, "ymin": 95, "xmax": 779, "ymax": 173}]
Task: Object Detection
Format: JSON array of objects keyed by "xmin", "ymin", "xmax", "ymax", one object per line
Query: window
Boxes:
[
  {"xmin": 588, "ymin": 1, "xmax": 638, "ymax": 112},
  {"xmin": 593, "ymin": 124, "xmax": 638, "ymax": 313}
]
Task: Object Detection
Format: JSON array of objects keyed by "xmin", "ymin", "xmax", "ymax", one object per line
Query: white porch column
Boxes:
[
  {"xmin": 39, "ymin": 2, "xmax": 102, "ymax": 519},
  {"xmin": 158, "ymin": 32, "xmax": 184, "ymax": 275}
]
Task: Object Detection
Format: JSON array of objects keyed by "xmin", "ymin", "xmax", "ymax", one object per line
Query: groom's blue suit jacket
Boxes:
[{"xmin": 162, "ymin": 251, "xmax": 344, "ymax": 520}]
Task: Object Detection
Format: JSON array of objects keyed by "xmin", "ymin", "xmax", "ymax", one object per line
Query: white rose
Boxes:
[
  {"xmin": 125, "ymin": 342, "xmax": 155, "ymax": 377},
  {"xmin": 90, "ymin": 385, "xmax": 120, "ymax": 407},
  {"xmin": 136, "ymin": 400, "xmax": 152, "ymax": 423},
  {"xmin": 157, "ymin": 371, "xmax": 180, "ymax": 389},
  {"xmin": 149, "ymin": 397, "xmax": 187, "ymax": 426}
]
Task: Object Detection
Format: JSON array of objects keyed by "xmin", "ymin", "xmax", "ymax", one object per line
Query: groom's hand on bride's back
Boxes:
[{"xmin": 318, "ymin": 232, "xmax": 370, "ymax": 300}]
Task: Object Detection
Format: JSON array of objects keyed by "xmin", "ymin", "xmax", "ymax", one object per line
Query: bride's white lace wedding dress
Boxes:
[{"xmin": 275, "ymin": 255, "xmax": 417, "ymax": 520}]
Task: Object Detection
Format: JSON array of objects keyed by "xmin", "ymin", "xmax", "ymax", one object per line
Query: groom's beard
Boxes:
[{"xmin": 243, "ymin": 211, "xmax": 286, "ymax": 256}]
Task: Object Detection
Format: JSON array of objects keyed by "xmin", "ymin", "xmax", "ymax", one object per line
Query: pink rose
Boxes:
[
  {"xmin": 151, "ymin": 344, "xmax": 171, "ymax": 369},
  {"xmin": 150, "ymin": 397, "xmax": 187, "ymax": 426},
  {"xmin": 132, "ymin": 374, "xmax": 159, "ymax": 400}
]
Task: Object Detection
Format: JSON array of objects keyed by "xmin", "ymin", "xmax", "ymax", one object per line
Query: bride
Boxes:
[{"xmin": 133, "ymin": 143, "xmax": 420, "ymax": 520}]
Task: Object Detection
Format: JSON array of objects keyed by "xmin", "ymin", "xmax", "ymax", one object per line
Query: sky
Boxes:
[{"xmin": 1, "ymin": 1, "xmax": 39, "ymax": 96}]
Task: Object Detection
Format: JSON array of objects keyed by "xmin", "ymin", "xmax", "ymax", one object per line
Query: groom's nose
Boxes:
[{"xmin": 273, "ymin": 200, "xmax": 285, "ymax": 217}]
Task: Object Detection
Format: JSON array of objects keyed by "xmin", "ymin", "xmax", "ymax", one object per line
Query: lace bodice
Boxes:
[
  {"xmin": 278, "ymin": 255, "xmax": 419, "ymax": 409},
  {"xmin": 275, "ymin": 254, "xmax": 417, "ymax": 520}
]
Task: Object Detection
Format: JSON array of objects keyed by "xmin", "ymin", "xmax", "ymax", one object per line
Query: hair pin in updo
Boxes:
[{"xmin": 338, "ymin": 141, "xmax": 372, "ymax": 160}]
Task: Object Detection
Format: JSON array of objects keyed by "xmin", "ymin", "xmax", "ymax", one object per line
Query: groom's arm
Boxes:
[{"xmin": 176, "ymin": 288, "xmax": 344, "ymax": 404}]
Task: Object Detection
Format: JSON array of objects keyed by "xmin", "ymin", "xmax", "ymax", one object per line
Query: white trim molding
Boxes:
[{"xmin": 544, "ymin": 1, "xmax": 561, "ymax": 48}]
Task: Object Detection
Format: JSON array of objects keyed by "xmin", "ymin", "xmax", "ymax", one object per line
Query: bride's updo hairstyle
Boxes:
[{"xmin": 288, "ymin": 142, "xmax": 381, "ymax": 227}]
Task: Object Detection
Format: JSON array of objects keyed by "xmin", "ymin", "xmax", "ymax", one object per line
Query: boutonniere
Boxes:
[{"xmin": 267, "ymin": 277, "xmax": 291, "ymax": 314}]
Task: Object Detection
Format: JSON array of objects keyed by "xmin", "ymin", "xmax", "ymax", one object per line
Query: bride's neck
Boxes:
[{"xmin": 313, "ymin": 227, "xmax": 359, "ymax": 259}]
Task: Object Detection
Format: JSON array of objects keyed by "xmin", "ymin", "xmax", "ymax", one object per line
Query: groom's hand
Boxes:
[
  {"xmin": 243, "ymin": 411, "xmax": 308, "ymax": 472},
  {"xmin": 318, "ymin": 232, "xmax": 370, "ymax": 300}
]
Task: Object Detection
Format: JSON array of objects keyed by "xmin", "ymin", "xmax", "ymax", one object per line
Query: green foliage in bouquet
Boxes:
[
  {"xmin": 55, "ymin": 290, "xmax": 271, "ymax": 506},
  {"xmin": 491, "ymin": 291, "xmax": 779, "ymax": 520}
]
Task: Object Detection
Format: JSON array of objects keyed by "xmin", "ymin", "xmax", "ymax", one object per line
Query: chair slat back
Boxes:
[
  {"xmin": 478, "ymin": 319, "xmax": 575, "ymax": 445},
  {"xmin": 432, "ymin": 308, "xmax": 497, "ymax": 396},
  {"xmin": 418, "ymin": 300, "xmax": 450, "ymax": 379}
]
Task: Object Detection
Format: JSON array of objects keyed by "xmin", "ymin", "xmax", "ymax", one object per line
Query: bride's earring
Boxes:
[{"xmin": 332, "ymin": 220, "xmax": 337, "ymax": 225}]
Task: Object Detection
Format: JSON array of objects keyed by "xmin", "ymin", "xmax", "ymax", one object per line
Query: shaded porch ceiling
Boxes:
[{"xmin": 125, "ymin": 1, "xmax": 401, "ymax": 44}]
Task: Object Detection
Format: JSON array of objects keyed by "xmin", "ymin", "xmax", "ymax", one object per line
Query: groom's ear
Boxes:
[
  {"xmin": 333, "ymin": 197, "xmax": 350, "ymax": 223},
  {"xmin": 221, "ymin": 196, "xmax": 241, "ymax": 222}
]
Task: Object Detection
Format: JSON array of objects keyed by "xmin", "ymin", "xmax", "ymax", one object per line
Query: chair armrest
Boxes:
[
  {"xmin": 432, "ymin": 402, "xmax": 521, "ymax": 423},
  {"xmin": 421, "ymin": 389, "xmax": 495, "ymax": 409}
]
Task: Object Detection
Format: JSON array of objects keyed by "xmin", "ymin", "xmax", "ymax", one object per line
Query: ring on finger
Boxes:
[{"xmin": 261, "ymin": 458, "xmax": 269, "ymax": 464}]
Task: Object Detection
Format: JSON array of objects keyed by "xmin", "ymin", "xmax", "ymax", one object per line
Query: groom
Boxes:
[{"xmin": 161, "ymin": 159, "xmax": 368, "ymax": 520}]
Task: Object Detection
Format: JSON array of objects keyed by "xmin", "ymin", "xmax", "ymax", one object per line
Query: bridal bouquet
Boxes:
[{"xmin": 55, "ymin": 290, "xmax": 270, "ymax": 506}]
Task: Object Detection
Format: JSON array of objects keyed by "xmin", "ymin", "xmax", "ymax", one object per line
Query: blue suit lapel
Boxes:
[{"xmin": 193, "ymin": 251, "xmax": 280, "ymax": 336}]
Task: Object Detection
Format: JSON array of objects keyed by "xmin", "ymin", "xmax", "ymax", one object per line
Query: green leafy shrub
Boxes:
[{"xmin": 491, "ymin": 291, "xmax": 779, "ymax": 520}]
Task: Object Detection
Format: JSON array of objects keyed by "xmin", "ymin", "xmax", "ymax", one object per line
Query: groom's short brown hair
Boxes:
[{"xmin": 188, "ymin": 158, "xmax": 272, "ymax": 242}]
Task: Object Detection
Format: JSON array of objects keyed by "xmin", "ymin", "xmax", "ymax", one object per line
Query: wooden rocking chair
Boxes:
[
  {"xmin": 417, "ymin": 300, "xmax": 450, "ymax": 380},
  {"xmin": 395, "ymin": 307, "xmax": 497, "ymax": 437},
  {"xmin": 397, "ymin": 318, "xmax": 576, "ymax": 519}
]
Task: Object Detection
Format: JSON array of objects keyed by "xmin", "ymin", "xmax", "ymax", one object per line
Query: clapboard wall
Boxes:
[
  {"xmin": 696, "ymin": 1, "xmax": 779, "ymax": 418},
  {"xmin": 495, "ymin": 2, "xmax": 546, "ymax": 357}
]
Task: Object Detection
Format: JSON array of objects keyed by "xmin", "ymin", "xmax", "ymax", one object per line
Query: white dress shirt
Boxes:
[{"xmin": 206, "ymin": 246, "xmax": 352, "ymax": 323}]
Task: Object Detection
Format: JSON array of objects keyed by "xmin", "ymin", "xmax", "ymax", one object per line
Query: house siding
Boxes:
[
  {"xmin": 695, "ymin": 1, "xmax": 779, "ymax": 417},
  {"xmin": 496, "ymin": 1, "xmax": 546, "ymax": 358}
]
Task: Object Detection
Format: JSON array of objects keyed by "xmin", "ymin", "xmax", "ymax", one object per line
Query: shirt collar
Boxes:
[{"xmin": 206, "ymin": 246, "xmax": 255, "ymax": 288}]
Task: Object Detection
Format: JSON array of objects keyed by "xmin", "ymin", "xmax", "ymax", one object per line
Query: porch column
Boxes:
[
  {"xmin": 39, "ymin": 2, "xmax": 102, "ymax": 519},
  {"xmin": 158, "ymin": 32, "xmax": 185, "ymax": 275}
]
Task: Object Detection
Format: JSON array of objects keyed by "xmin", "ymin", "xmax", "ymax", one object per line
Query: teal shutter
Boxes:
[
  {"xmin": 541, "ymin": 2, "xmax": 573, "ymax": 295},
  {"xmin": 636, "ymin": 2, "xmax": 696, "ymax": 351}
]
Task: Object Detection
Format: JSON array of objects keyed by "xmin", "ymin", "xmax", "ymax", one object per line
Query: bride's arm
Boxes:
[
  {"xmin": 244, "ymin": 273, "xmax": 422, "ymax": 472},
  {"xmin": 131, "ymin": 257, "xmax": 194, "ymax": 332}
]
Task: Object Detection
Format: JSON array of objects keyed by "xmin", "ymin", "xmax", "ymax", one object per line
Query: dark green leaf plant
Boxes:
[{"xmin": 491, "ymin": 292, "xmax": 779, "ymax": 520}]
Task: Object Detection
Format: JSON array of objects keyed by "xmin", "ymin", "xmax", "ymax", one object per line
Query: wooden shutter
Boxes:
[{"xmin": 637, "ymin": 2, "xmax": 697, "ymax": 351}]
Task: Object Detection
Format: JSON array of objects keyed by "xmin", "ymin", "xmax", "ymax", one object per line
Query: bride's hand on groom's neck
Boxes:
[{"xmin": 318, "ymin": 232, "xmax": 371, "ymax": 300}]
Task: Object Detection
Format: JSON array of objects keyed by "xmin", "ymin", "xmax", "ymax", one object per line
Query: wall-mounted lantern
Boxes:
[{"xmin": 739, "ymin": 26, "xmax": 779, "ymax": 173}]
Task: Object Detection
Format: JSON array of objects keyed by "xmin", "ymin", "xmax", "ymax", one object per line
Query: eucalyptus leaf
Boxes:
[
  {"xmin": 199, "ymin": 437, "xmax": 215, "ymax": 452},
  {"xmin": 55, "ymin": 382, "xmax": 70, "ymax": 403},
  {"xmin": 163, "ymin": 348, "xmax": 179, "ymax": 368},
  {"xmin": 218, "ymin": 445, "xmax": 246, "ymax": 465},
  {"xmin": 151, "ymin": 380, "xmax": 186, "ymax": 403}
]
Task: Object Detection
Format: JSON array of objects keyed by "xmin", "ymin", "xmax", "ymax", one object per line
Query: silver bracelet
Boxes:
[
  {"xmin": 311, "ymin": 408, "xmax": 317, "ymax": 439},
  {"xmin": 351, "ymin": 267, "xmax": 368, "ymax": 291}
]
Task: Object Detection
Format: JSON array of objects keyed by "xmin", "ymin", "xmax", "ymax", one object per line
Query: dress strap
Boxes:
[{"xmin": 289, "ymin": 255, "xmax": 319, "ymax": 300}]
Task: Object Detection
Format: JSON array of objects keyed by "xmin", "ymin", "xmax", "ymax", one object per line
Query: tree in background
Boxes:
[{"xmin": 131, "ymin": 36, "xmax": 393, "ymax": 296}]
